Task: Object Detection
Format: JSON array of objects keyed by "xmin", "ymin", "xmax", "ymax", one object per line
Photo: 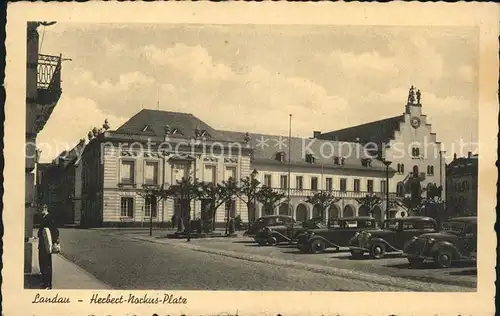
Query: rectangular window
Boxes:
[
  {"xmin": 172, "ymin": 163, "xmax": 188, "ymax": 182},
  {"xmin": 340, "ymin": 178, "xmax": 347, "ymax": 192},
  {"xmin": 120, "ymin": 161, "xmax": 135, "ymax": 184},
  {"xmin": 225, "ymin": 166, "xmax": 237, "ymax": 181},
  {"xmin": 397, "ymin": 163, "xmax": 405, "ymax": 173},
  {"xmin": 280, "ymin": 175, "xmax": 288, "ymax": 189},
  {"xmin": 381, "ymin": 180, "xmax": 387, "ymax": 193},
  {"xmin": 354, "ymin": 179, "xmax": 361, "ymax": 192},
  {"xmin": 367, "ymin": 180, "xmax": 374, "ymax": 193},
  {"xmin": 326, "ymin": 177, "xmax": 333, "ymax": 191},
  {"xmin": 427, "ymin": 165, "xmax": 434, "ymax": 176},
  {"xmin": 296, "ymin": 176, "xmax": 303, "ymax": 190},
  {"xmin": 311, "ymin": 177, "xmax": 318, "ymax": 190},
  {"xmin": 120, "ymin": 197, "xmax": 134, "ymax": 217},
  {"xmin": 264, "ymin": 174, "xmax": 272, "ymax": 187},
  {"xmin": 204, "ymin": 165, "xmax": 217, "ymax": 184},
  {"xmin": 144, "ymin": 161, "xmax": 159, "ymax": 185},
  {"xmin": 144, "ymin": 196, "xmax": 157, "ymax": 217}
]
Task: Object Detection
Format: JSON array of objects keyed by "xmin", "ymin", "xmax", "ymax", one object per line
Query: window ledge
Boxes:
[{"xmin": 120, "ymin": 217, "xmax": 134, "ymax": 221}]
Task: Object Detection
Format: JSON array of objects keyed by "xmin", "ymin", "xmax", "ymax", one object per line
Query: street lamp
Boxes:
[
  {"xmin": 382, "ymin": 160, "xmax": 392, "ymax": 220},
  {"xmin": 251, "ymin": 169, "xmax": 258, "ymax": 222}
]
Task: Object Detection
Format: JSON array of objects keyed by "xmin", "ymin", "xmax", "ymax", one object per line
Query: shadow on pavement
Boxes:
[
  {"xmin": 233, "ymin": 240, "xmax": 255, "ymax": 244},
  {"xmin": 24, "ymin": 274, "xmax": 41, "ymax": 289},
  {"xmin": 449, "ymin": 269, "xmax": 477, "ymax": 276},
  {"xmin": 336, "ymin": 253, "xmax": 404, "ymax": 260}
]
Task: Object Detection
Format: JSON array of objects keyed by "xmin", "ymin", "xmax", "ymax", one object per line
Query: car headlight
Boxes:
[
  {"xmin": 307, "ymin": 231, "xmax": 315, "ymax": 237},
  {"xmin": 354, "ymin": 232, "xmax": 360, "ymax": 238},
  {"xmin": 427, "ymin": 237, "xmax": 435, "ymax": 244}
]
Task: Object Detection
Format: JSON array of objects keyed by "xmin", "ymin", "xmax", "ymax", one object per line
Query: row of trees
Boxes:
[{"xmin": 138, "ymin": 173, "xmax": 391, "ymax": 233}]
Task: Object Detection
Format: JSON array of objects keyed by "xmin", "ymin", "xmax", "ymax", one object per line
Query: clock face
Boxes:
[{"xmin": 410, "ymin": 117, "xmax": 421, "ymax": 129}]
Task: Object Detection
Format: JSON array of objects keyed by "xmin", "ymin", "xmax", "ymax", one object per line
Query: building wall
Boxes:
[
  {"xmin": 97, "ymin": 139, "xmax": 251, "ymax": 226},
  {"xmin": 446, "ymin": 156, "xmax": 478, "ymax": 217},
  {"xmin": 384, "ymin": 105, "xmax": 446, "ymax": 198}
]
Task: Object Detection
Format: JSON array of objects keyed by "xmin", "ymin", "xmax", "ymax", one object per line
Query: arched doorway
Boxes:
[
  {"xmin": 397, "ymin": 182, "xmax": 405, "ymax": 197},
  {"xmin": 279, "ymin": 203, "xmax": 290, "ymax": 215},
  {"xmin": 373, "ymin": 206, "xmax": 382, "ymax": 222},
  {"xmin": 296, "ymin": 204, "xmax": 308, "ymax": 222},
  {"xmin": 312, "ymin": 204, "xmax": 322, "ymax": 219},
  {"xmin": 343, "ymin": 204, "xmax": 355, "ymax": 218},
  {"xmin": 328, "ymin": 204, "xmax": 340, "ymax": 219},
  {"xmin": 358, "ymin": 205, "xmax": 370, "ymax": 217}
]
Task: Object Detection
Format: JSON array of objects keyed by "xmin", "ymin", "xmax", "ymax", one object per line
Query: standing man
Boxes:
[{"xmin": 38, "ymin": 204, "xmax": 59, "ymax": 289}]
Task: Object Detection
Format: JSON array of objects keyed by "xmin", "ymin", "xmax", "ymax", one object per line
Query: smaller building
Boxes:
[
  {"xmin": 446, "ymin": 152, "xmax": 478, "ymax": 217},
  {"xmin": 36, "ymin": 140, "xmax": 85, "ymax": 226}
]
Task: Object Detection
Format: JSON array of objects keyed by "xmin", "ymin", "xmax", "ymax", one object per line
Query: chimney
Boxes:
[
  {"xmin": 313, "ymin": 131, "xmax": 321, "ymax": 138},
  {"xmin": 453, "ymin": 153, "xmax": 457, "ymax": 160},
  {"xmin": 468, "ymin": 151, "xmax": 472, "ymax": 158}
]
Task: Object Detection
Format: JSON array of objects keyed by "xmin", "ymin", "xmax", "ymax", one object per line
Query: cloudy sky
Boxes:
[{"xmin": 36, "ymin": 23, "xmax": 478, "ymax": 162}]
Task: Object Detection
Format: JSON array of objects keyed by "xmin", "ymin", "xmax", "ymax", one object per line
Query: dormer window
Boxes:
[
  {"xmin": 276, "ymin": 151, "xmax": 286, "ymax": 162},
  {"xmin": 334, "ymin": 156, "xmax": 345, "ymax": 165},
  {"xmin": 171, "ymin": 127, "xmax": 183, "ymax": 136},
  {"xmin": 305, "ymin": 154, "xmax": 316, "ymax": 164},
  {"xmin": 142, "ymin": 125, "xmax": 152, "ymax": 132},
  {"xmin": 200, "ymin": 130, "xmax": 211, "ymax": 138},
  {"xmin": 361, "ymin": 158, "xmax": 372, "ymax": 167}
]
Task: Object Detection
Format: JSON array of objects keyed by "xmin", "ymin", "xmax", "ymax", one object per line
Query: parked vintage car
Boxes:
[
  {"xmin": 253, "ymin": 217, "xmax": 325, "ymax": 246},
  {"xmin": 403, "ymin": 216, "xmax": 477, "ymax": 268},
  {"xmin": 296, "ymin": 217, "xmax": 380, "ymax": 254},
  {"xmin": 245, "ymin": 215, "xmax": 296, "ymax": 236},
  {"xmin": 348, "ymin": 216, "xmax": 438, "ymax": 259}
]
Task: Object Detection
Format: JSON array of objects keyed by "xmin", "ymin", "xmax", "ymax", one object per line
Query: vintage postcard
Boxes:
[{"xmin": 3, "ymin": 2, "xmax": 498, "ymax": 316}]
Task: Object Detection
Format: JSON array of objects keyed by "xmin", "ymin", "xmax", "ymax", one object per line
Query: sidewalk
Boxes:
[{"xmin": 24, "ymin": 238, "xmax": 111, "ymax": 290}]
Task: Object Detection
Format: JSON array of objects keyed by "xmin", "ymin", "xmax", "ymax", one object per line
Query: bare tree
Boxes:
[
  {"xmin": 137, "ymin": 184, "xmax": 171, "ymax": 236},
  {"xmin": 236, "ymin": 173, "xmax": 261, "ymax": 223},
  {"xmin": 355, "ymin": 193, "xmax": 383, "ymax": 218},
  {"xmin": 306, "ymin": 191, "xmax": 341, "ymax": 221},
  {"xmin": 256, "ymin": 186, "xmax": 286, "ymax": 216}
]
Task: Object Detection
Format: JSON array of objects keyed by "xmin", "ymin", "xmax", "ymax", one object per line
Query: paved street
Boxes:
[
  {"xmin": 58, "ymin": 229, "xmax": 398, "ymax": 291},
  {"xmin": 57, "ymin": 228, "xmax": 475, "ymax": 291}
]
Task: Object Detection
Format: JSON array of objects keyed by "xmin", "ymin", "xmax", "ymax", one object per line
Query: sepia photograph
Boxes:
[{"xmin": 3, "ymin": 2, "xmax": 498, "ymax": 316}]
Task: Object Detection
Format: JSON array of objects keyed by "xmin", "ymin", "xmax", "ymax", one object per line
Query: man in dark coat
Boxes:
[{"xmin": 38, "ymin": 205, "xmax": 59, "ymax": 289}]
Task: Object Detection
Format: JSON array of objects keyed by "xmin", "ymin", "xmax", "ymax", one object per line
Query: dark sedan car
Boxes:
[
  {"xmin": 296, "ymin": 217, "xmax": 380, "ymax": 254},
  {"xmin": 253, "ymin": 217, "xmax": 325, "ymax": 246},
  {"xmin": 404, "ymin": 216, "xmax": 477, "ymax": 268},
  {"xmin": 245, "ymin": 215, "xmax": 296, "ymax": 236},
  {"xmin": 349, "ymin": 216, "xmax": 438, "ymax": 259}
]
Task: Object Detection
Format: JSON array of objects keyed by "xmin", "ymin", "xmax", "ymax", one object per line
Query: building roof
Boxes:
[
  {"xmin": 316, "ymin": 115, "xmax": 405, "ymax": 145},
  {"xmin": 219, "ymin": 130, "xmax": 392, "ymax": 172},
  {"xmin": 114, "ymin": 109, "xmax": 395, "ymax": 173},
  {"xmin": 116, "ymin": 109, "xmax": 224, "ymax": 140}
]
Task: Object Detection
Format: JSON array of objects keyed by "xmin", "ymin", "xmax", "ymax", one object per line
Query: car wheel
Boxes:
[
  {"xmin": 408, "ymin": 257, "xmax": 425, "ymax": 267},
  {"xmin": 257, "ymin": 240, "xmax": 267, "ymax": 246},
  {"xmin": 369, "ymin": 244, "xmax": 386, "ymax": 259},
  {"xmin": 310, "ymin": 240, "xmax": 326, "ymax": 254},
  {"xmin": 267, "ymin": 237, "xmax": 278, "ymax": 246},
  {"xmin": 435, "ymin": 250, "xmax": 453, "ymax": 268},
  {"xmin": 350, "ymin": 250, "xmax": 364, "ymax": 259}
]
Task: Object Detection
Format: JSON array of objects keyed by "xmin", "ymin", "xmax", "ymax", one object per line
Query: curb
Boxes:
[{"xmin": 124, "ymin": 235, "xmax": 472, "ymax": 292}]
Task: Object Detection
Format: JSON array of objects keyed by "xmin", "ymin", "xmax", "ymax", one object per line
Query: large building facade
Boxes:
[
  {"xmin": 46, "ymin": 86, "xmax": 446, "ymax": 227},
  {"xmin": 25, "ymin": 22, "xmax": 64, "ymax": 273},
  {"xmin": 76, "ymin": 109, "xmax": 403, "ymax": 228},
  {"xmin": 316, "ymin": 86, "xmax": 446, "ymax": 217},
  {"xmin": 446, "ymin": 153, "xmax": 478, "ymax": 217}
]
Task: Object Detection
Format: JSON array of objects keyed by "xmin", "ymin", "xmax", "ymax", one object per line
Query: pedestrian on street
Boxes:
[{"xmin": 38, "ymin": 204, "xmax": 60, "ymax": 289}]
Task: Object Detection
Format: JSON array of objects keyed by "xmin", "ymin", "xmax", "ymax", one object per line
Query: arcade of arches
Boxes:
[{"xmin": 260, "ymin": 202, "xmax": 389, "ymax": 221}]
